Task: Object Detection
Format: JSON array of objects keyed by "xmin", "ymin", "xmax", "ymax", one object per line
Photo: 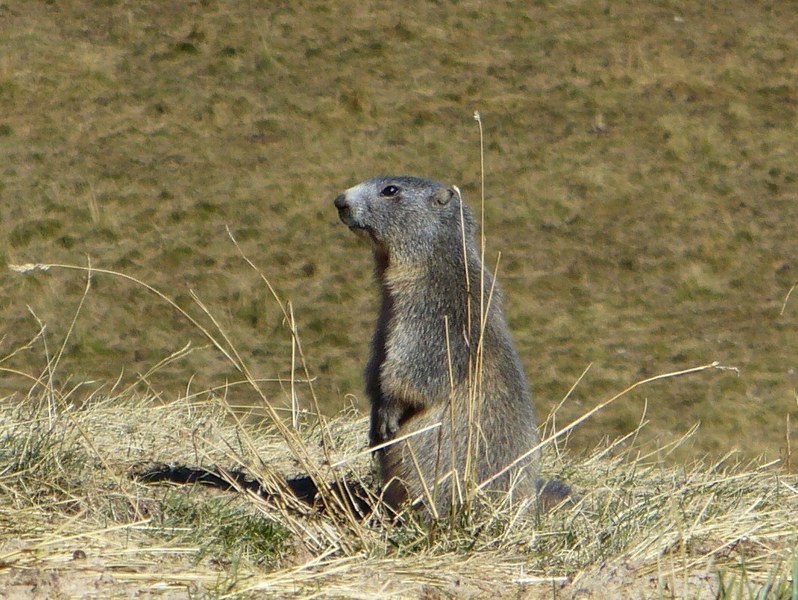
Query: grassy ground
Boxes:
[
  {"xmin": 1, "ymin": 2, "xmax": 796, "ymax": 460},
  {"xmin": 1, "ymin": 374, "xmax": 796, "ymax": 598},
  {"xmin": 0, "ymin": 8, "xmax": 797, "ymax": 594}
]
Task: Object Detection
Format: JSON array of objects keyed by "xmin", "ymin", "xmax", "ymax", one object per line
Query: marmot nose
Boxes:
[{"xmin": 334, "ymin": 194, "xmax": 348, "ymax": 210}]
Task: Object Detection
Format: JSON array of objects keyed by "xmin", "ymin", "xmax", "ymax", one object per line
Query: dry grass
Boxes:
[{"xmin": 1, "ymin": 374, "xmax": 795, "ymax": 598}]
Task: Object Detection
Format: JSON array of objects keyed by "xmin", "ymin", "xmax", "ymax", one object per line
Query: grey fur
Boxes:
[{"xmin": 334, "ymin": 176, "xmax": 541, "ymax": 516}]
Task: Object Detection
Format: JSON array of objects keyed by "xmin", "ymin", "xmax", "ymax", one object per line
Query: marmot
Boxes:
[{"xmin": 334, "ymin": 176, "xmax": 542, "ymax": 516}]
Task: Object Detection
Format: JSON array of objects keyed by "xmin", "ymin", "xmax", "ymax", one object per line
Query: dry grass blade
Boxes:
[{"xmin": 479, "ymin": 361, "xmax": 734, "ymax": 492}]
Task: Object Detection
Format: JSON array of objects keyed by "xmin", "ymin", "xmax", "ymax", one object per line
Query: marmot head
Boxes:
[{"xmin": 334, "ymin": 176, "xmax": 477, "ymax": 265}]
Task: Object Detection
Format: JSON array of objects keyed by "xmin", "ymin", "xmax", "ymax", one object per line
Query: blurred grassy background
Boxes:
[{"xmin": 0, "ymin": 1, "xmax": 795, "ymax": 461}]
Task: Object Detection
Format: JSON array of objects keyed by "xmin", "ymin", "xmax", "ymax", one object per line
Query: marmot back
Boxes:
[{"xmin": 334, "ymin": 176, "xmax": 541, "ymax": 516}]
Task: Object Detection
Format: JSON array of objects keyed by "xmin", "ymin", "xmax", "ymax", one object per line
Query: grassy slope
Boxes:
[{"xmin": 0, "ymin": 2, "xmax": 796, "ymax": 460}]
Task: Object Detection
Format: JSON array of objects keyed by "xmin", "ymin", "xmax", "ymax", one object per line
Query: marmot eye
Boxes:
[{"xmin": 380, "ymin": 185, "xmax": 400, "ymax": 197}]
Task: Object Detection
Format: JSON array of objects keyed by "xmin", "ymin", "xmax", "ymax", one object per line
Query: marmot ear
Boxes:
[{"xmin": 433, "ymin": 188, "xmax": 454, "ymax": 206}]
